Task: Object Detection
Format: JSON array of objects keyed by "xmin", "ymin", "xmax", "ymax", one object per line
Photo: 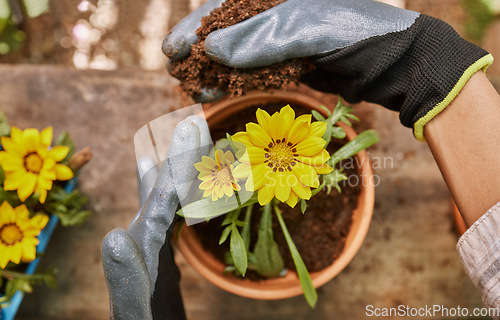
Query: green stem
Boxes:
[
  {"xmin": 273, "ymin": 202, "xmax": 317, "ymax": 308},
  {"xmin": 0, "ymin": 269, "xmax": 34, "ymax": 281}
]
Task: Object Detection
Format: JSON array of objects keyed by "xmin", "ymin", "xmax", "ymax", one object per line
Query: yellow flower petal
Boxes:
[
  {"xmin": 258, "ymin": 184, "xmax": 275, "ymax": 206},
  {"xmin": 287, "ymin": 118, "xmax": 310, "ymax": 144},
  {"xmin": 245, "ymin": 163, "xmax": 271, "ymax": 192},
  {"xmin": 292, "ymin": 162, "xmax": 320, "ymax": 188},
  {"xmin": 238, "ymin": 147, "xmax": 267, "ymax": 165},
  {"xmin": 10, "ymin": 127, "xmax": 23, "ymax": 144},
  {"xmin": 40, "ymin": 127, "xmax": 53, "ymax": 146},
  {"xmin": 222, "ymin": 150, "xmax": 235, "ymax": 164},
  {"xmin": 0, "ymin": 250, "xmax": 10, "ymax": 268},
  {"xmin": 30, "ymin": 214, "xmax": 49, "ymax": 230},
  {"xmin": 201, "ymin": 156, "xmax": 217, "ymax": 169},
  {"xmin": 232, "ymin": 132, "xmax": 252, "ymax": 147},
  {"xmin": 48, "ymin": 145, "xmax": 70, "ymax": 162},
  {"xmin": 246, "ymin": 122, "xmax": 272, "ymax": 148},
  {"xmin": 0, "ymin": 201, "xmax": 15, "ymax": 223},
  {"xmin": 0, "ymin": 155, "xmax": 24, "ymax": 172},
  {"xmin": 199, "ymin": 178, "xmax": 215, "ymax": 190},
  {"xmin": 37, "ymin": 187, "xmax": 48, "ymax": 204},
  {"xmin": 42, "ymin": 157, "xmax": 55, "ymax": 170},
  {"xmin": 22, "ymin": 128, "xmax": 41, "ymax": 152},
  {"xmin": 295, "ymin": 114, "xmax": 312, "ymax": 124},
  {"xmin": 22, "ymin": 242, "xmax": 37, "ymax": 262},
  {"xmin": 55, "ymin": 164, "xmax": 74, "ymax": 180},
  {"xmin": 37, "ymin": 176, "xmax": 53, "ymax": 190},
  {"xmin": 286, "ymin": 191, "xmax": 299, "ymax": 208},
  {"xmin": 295, "ymin": 137, "xmax": 326, "ymax": 157},
  {"xmin": 297, "ymin": 149, "xmax": 331, "ymax": 166},
  {"xmin": 1, "ymin": 136, "xmax": 26, "ymax": 156},
  {"xmin": 274, "ymin": 171, "xmax": 292, "ymax": 202},
  {"xmin": 17, "ymin": 173, "xmax": 37, "ymax": 201},
  {"xmin": 222, "ymin": 184, "xmax": 234, "ymax": 197},
  {"xmin": 313, "ymin": 163, "xmax": 334, "ymax": 175},
  {"xmin": 13, "ymin": 204, "xmax": 29, "ymax": 220},
  {"xmin": 4, "ymin": 170, "xmax": 26, "ymax": 190},
  {"xmin": 256, "ymin": 108, "xmax": 272, "ymax": 136},
  {"xmin": 215, "ymin": 185, "xmax": 224, "ymax": 199},
  {"xmin": 292, "ymin": 181, "xmax": 312, "ymax": 200},
  {"xmin": 268, "ymin": 112, "xmax": 281, "ymax": 141},
  {"xmin": 310, "ymin": 121, "xmax": 327, "ymax": 138},
  {"xmin": 194, "ymin": 161, "xmax": 211, "ymax": 173},
  {"xmin": 9, "ymin": 244, "xmax": 22, "ymax": 264},
  {"xmin": 233, "ymin": 163, "xmax": 251, "ymax": 179},
  {"xmin": 270, "ymin": 105, "xmax": 295, "ymax": 140},
  {"xmin": 40, "ymin": 168, "xmax": 56, "ymax": 180}
]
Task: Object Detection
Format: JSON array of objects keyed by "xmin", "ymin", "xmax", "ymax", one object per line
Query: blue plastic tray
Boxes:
[{"xmin": 0, "ymin": 178, "xmax": 77, "ymax": 320}]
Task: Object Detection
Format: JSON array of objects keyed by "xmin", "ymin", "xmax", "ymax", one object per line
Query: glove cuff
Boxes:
[{"xmin": 311, "ymin": 14, "xmax": 492, "ymax": 140}]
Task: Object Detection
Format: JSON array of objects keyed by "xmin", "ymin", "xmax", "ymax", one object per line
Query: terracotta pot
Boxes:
[
  {"xmin": 452, "ymin": 201, "xmax": 468, "ymax": 236},
  {"xmin": 177, "ymin": 90, "xmax": 375, "ymax": 300}
]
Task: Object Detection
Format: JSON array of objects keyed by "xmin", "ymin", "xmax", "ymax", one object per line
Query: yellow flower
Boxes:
[
  {"xmin": 232, "ymin": 105, "xmax": 333, "ymax": 207},
  {"xmin": 195, "ymin": 149, "xmax": 241, "ymax": 201},
  {"xmin": 0, "ymin": 201, "xmax": 48, "ymax": 269},
  {"xmin": 0, "ymin": 127, "xmax": 74, "ymax": 203}
]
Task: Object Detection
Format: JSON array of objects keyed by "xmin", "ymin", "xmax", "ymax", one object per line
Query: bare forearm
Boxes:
[{"xmin": 425, "ymin": 71, "xmax": 500, "ymax": 226}]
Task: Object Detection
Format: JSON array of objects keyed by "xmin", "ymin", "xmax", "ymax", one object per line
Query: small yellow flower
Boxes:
[
  {"xmin": 232, "ymin": 105, "xmax": 333, "ymax": 207},
  {"xmin": 0, "ymin": 126, "xmax": 74, "ymax": 203},
  {"xmin": 0, "ymin": 201, "xmax": 49, "ymax": 269},
  {"xmin": 195, "ymin": 149, "xmax": 241, "ymax": 201}
]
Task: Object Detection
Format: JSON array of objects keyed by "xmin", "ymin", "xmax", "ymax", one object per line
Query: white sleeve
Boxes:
[{"xmin": 457, "ymin": 201, "xmax": 500, "ymax": 308}]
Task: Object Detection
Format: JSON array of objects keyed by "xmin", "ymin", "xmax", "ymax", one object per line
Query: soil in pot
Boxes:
[
  {"xmin": 193, "ymin": 103, "xmax": 361, "ymax": 279},
  {"xmin": 170, "ymin": 0, "xmax": 313, "ymax": 97}
]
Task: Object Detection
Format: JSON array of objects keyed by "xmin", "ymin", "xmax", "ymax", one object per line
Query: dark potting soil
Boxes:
[
  {"xmin": 193, "ymin": 104, "xmax": 361, "ymax": 279},
  {"xmin": 170, "ymin": 0, "xmax": 313, "ymax": 97}
]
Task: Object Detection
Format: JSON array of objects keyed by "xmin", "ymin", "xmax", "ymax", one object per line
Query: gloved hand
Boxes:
[
  {"xmin": 163, "ymin": 0, "xmax": 492, "ymax": 140},
  {"xmin": 102, "ymin": 115, "xmax": 209, "ymax": 320}
]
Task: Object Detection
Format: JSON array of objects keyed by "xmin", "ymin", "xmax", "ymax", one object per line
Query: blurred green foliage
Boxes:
[
  {"xmin": 0, "ymin": 0, "xmax": 48, "ymax": 55},
  {"xmin": 463, "ymin": 0, "xmax": 497, "ymax": 42}
]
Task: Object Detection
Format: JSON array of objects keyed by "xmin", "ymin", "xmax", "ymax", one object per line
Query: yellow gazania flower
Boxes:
[
  {"xmin": 0, "ymin": 126, "xmax": 74, "ymax": 204},
  {"xmin": 195, "ymin": 149, "xmax": 241, "ymax": 201},
  {"xmin": 0, "ymin": 201, "xmax": 48, "ymax": 269},
  {"xmin": 232, "ymin": 105, "xmax": 333, "ymax": 207}
]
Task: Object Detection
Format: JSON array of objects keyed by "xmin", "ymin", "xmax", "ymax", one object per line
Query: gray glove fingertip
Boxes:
[
  {"xmin": 102, "ymin": 229, "xmax": 153, "ymax": 320},
  {"xmin": 163, "ymin": 0, "xmax": 226, "ymax": 59}
]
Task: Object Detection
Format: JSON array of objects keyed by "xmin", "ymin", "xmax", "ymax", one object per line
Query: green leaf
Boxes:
[
  {"xmin": 300, "ymin": 199, "xmax": 307, "ymax": 214},
  {"xmin": 254, "ymin": 204, "xmax": 284, "ymax": 278},
  {"xmin": 53, "ymin": 210, "xmax": 92, "ymax": 227},
  {"xmin": 330, "ymin": 126, "xmax": 346, "ymax": 139},
  {"xmin": 322, "ymin": 170, "xmax": 348, "ymax": 195},
  {"xmin": 55, "ymin": 131, "xmax": 76, "ymax": 164},
  {"xmin": 0, "ymin": 111, "xmax": 10, "ymax": 136},
  {"xmin": 274, "ymin": 204, "xmax": 317, "ymax": 308},
  {"xmin": 44, "ymin": 186, "xmax": 91, "ymax": 226},
  {"xmin": 311, "ymin": 110, "xmax": 325, "ymax": 121},
  {"xmin": 319, "ymin": 105, "xmax": 331, "ymax": 115},
  {"xmin": 226, "ymin": 133, "xmax": 239, "ymax": 154},
  {"xmin": 235, "ymin": 220, "xmax": 247, "ymax": 227},
  {"xmin": 219, "ymin": 226, "xmax": 231, "ymax": 245},
  {"xmin": 241, "ymin": 204, "xmax": 253, "ymax": 251},
  {"xmin": 329, "ymin": 130, "xmax": 379, "ymax": 167},
  {"xmin": 177, "ymin": 191, "xmax": 257, "ymax": 220},
  {"xmin": 230, "ymin": 224, "xmax": 248, "ymax": 276}
]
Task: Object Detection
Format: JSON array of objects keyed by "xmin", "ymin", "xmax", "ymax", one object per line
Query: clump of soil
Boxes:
[
  {"xmin": 170, "ymin": 0, "xmax": 313, "ymax": 97},
  {"xmin": 193, "ymin": 103, "xmax": 360, "ymax": 278}
]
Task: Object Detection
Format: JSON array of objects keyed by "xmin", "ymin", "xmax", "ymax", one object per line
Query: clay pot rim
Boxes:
[{"xmin": 176, "ymin": 90, "xmax": 375, "ymax": 300}]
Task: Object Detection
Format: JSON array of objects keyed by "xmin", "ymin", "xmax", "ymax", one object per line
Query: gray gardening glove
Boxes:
[
  {"xmin": 102, "ymin": 115, "xmax": 209, "ymax": 320},
  {"xmin": 163, "ymin": 0, "xmax": 491, "ymax": 140}
]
